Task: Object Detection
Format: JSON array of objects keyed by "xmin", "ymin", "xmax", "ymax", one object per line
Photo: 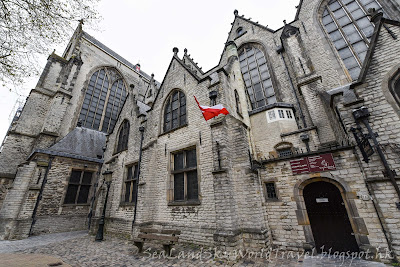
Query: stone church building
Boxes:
[{"xmin": 1, "ymin": 0, "xmax": 400, "ymax": 262}]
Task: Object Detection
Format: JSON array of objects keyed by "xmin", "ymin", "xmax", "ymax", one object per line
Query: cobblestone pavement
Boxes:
[{"xmin": 0, "ymin": 231, "xmax": 393, "ymax": 266}]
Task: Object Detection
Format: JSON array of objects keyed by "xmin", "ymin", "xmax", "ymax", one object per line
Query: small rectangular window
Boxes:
[
  {"xmin": 268, "ymin": 110, "xmax": 276, "ymax": 121},
  {"xmin": 265, "ymin": 182, "xmax": 278, "ymax": 200},
  {"xmin": 286, "ymin": 110, "xmax": 293, "ymax": 119},
  {"xmin": 64, "ymin": 170, "xmax": 93, "ymax": 205},
  {"xmin": 278, "ymin": 110, "xmax": 285, "ymax": 118},
  {"xmin": 278, "ymin": 148, "xmax": 293, "ymax": 157}
]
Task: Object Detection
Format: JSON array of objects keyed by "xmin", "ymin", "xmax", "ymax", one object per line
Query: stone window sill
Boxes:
[
  {"xmin": 62, "ymin": 203, "xmax": 90, "ymax": 207},
  {"xmin": 168, "ymin": 200, "xmax": 201, "ymax": 206},
  {"xmin": 119, "ymin": 202, "xmax": 135, "ymax": 207}
]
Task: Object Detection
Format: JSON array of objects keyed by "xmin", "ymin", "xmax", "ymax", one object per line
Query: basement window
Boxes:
[{"xmin": 265, "ymin": 182, "xmax": 278, "ymax": 200}]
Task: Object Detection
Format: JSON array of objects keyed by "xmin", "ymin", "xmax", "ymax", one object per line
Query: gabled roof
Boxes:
[
  {"xmin": 29, "ymin": 127, "xmax": 106, "ymax": 163},
  {"xmin": 82, "ymin": 31, "xmax": 160, "ymax": 86}
]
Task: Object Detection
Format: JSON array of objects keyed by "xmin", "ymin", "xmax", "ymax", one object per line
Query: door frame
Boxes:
[{"xmin": 294, "ymin": 175, "xmax": 371, "ymax": 252}]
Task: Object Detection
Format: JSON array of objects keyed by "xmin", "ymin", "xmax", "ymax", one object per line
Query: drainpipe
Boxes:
[
  {"xmin": 132, "ymin": 126, "xmax": 145, "ymax": 228},
  {"xmin": 29, "ymin": 156, "xmax": 54, "ymax": 236},
  {"xmin": 353, "ymin": 107, "xmax": 400, "ymax": 201},
  {"xmin": 87, "ymin": 161, "xmax": 103, "ymax": 230},
  {"xmin": 352, "ymin": 146, "xmax": 397, "ymax": 262},
  {"xmin": 362, "ymin": 118, "xmax": 400, "ymax": 200},
  {"xmin": 277, "ymin": 46, "xmax": 307, "ymax": 129}
]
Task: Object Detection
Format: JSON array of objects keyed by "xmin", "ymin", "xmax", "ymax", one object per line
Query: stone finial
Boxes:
[
  {"xmin": 234, "ymin": 10, "xmax": 238, "ymax": 16},
  {"xmin": 77, "ymin": 120, "xmax": 82, "ymax": 127},
  {"xmin": 184, "ymin": 48, "xmax": 188, "ymax": 54},
  {"xmin": 78, "ymin": 19, "xmax": 85, "ymax": 25},
  {"xmin": 173, "ymin": 47, "xmax": 179, "ymax": 55},
  {"xmin": 151, "ymin": 73, "xmax": 154, "ymax": 78},
  {"xmin": 283, "ymin": 20, "xmax": 287, "ymax": 25},
  {"xmin": 368, "ymin": 8, "xmax": 383, "ymax": 24}
]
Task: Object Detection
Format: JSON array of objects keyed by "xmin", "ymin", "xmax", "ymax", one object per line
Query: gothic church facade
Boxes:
[{"xmin": 1, "ymin": 0, "xmax": 400, "ymax": 261}]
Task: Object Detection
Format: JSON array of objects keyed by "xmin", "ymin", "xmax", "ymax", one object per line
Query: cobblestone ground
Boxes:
[{"xmin": 0, "ymin": 231, "xmax": 393, "ymax": 266}]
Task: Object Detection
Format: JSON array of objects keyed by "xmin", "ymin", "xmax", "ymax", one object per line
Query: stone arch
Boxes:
[
  {"xmin": 159, "ymin": 88, "xmax": 187, "ymax": 135},
  {"xmin": 293, "ymin": 175, "xmax": 371, "ymax": 251},
  {"xmin": 315, "ymin": 0, "xmax": 390, "ymax": 81},
  {"xmin": 77, "ymin": 66, "xmax": 129, "ymax": 133},
  {"xmin": 73, "ymin": 65, "xmax": 129, "ymax": 132},
  {"xmin": 381, "ymin": 64, "xmax": 400, "ymax": 119}
]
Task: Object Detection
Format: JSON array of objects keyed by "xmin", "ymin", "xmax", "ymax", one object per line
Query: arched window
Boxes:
[
  {"xmin": 237, "ymin": 27, "xmax": 244, "ymax": 37},
  {"xmin": 390, "ymin": 71, "xmax": 400, "ymax": 106},
  {"xmin": 78, "ymin": 67, "xmax": 127, "ymax": 133},
  {"xmin": 163, "ymin": 90, "xmax": 186, "ymax": 132},
  {"xmin": 322, "ymin": 0, "xmax": 387, "ymax": 80},
  {"xmin": 239, "ymin": 46, "xmax": 276, "ymax": 110},
  {"xmin": 116, "ymin": 120, "xmax": 130, "ymax": 153},
  {"xmin": 234, "ymin": 90, "xmax": 242, "ymax": 115}
]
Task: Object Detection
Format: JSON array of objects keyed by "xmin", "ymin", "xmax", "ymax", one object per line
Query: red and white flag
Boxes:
[{"xmin": 194, "ymin": 96, "xmax": 229, "ymax": 121}]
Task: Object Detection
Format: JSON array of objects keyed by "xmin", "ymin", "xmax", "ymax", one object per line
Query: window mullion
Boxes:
[
  {"xmin": 338, "ymin": 0, "xmax": 371, "ymax": 46},
  {"xmin": 184, "ymin": 172, "xmax": 187, "ymax": 201},
  {"xmin": 327, "ymin": 7, "xmax": 363, "ymax": 67},
  {"xmin": 130, "ymin": 181, "xmax": 133, "ymax": 202},
  {"xmin": 169, "ymin": 97, "xmax": 172, "ymax": 131},
  {"xmin": 99, "ymin": 71, "xmax": 112, "ymax": 132},
  {"xmin": 83, "ymin": 71, "xmax": 100, "ymax": 126},
  {"xmin": 92, "ymin": 70, "xmax": 107, "ymax": 130},
  {"xmin": 75, "ymin": 171, "xmax": 84, "ymax": 204}
]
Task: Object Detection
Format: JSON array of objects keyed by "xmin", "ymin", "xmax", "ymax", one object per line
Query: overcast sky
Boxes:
[{"xmin": 0, "ymin": 0, "xmax": 300, "ymax": 143}]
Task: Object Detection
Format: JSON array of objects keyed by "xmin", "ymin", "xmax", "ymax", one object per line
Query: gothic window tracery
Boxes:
[
  {"xmin": 239, "ymin": 46, "xmax": 276, "ymax": 110},
  {"xmin": 79, "ymin": 67, "xmax": 127, "ymax": 133},
  {"xmin": 321, "ymin": 0, "xmax": 387, "ymax": 80}
]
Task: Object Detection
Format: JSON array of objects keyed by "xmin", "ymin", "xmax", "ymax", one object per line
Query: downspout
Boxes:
[
  {"xmin": 132, "ymin": 126, "xmax": 145, "ymax": 228},
  {"xmin": 277, "ymin": 46, "xmax": 307, "ymax": 128},
  {"xmin": 352, "ymin": 146, "xmax": 397, "ymax": 262},
  {"xmin": 87, "ymin": 161, "xmax": 103, "ymax": 230},
  {"xmin": 29, "ymin": 156, "xmax": 54, "ymax": 236}
]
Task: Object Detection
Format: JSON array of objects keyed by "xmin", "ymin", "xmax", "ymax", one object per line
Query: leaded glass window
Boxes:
[
  {"xmin": 164, "ymin": 90, "xmax": 186, "ymax": 132},
  {"xmin": 322, "ymin": 0, "xmax": 387, "ymax": 80},
  {"xmin": 239, "ymin": 47, "xmax": 276, "ymax": 110},
  {"xmin": 124, "ymin": 164, "xmax": 138, "ymax": 203},
  {"xmin": 79, "ymin": 68, "xmax": 127, "ymax": 133},
  {"xmin": 265, "ymin": 182, "xmax": 278, "ymax": 200},
  {"xmin": 172, "ymin": 148, "xmax": 198, "ymax": 202},
  {"xmin": 64, "ymin": 170, "xmax": 93, "ymax": 204}
]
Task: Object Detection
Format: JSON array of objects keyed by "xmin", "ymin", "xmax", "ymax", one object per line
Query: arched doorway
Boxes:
[{"xmin": 303, "ymin": 181, "xmax": 359, "ymax": 253}]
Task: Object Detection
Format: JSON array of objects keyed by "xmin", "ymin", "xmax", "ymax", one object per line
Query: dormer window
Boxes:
[{"xmin": 236, "ymin": 27, "xmax": 244, "ymax": 37}]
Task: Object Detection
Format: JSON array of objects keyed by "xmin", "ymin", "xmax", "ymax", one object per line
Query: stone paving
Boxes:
[{"xmin": 0, "ymin": 231, "xmax": 394, "ymax": 266}]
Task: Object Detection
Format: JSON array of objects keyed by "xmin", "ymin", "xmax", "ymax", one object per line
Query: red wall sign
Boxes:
[{"xmin": 290, "ymin": 153, "xmax": 336, "ymax": 175}]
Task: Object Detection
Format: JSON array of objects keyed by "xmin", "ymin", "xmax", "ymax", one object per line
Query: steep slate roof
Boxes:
[
  {"xmin": 82, "ymin": 31, "xmax": 161, "ymax": 87},
  {"xmin": 30, "ymin": 127, "xmax": 106, "ymax": 163}
]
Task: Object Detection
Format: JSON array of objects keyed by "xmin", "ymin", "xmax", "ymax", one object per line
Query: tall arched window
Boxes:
[
  {"xmin": 234, "ymin": 90, "xmax": 242, "ymax": 115},
  {"xmin": 239, "ymin": 46, "xmax": 276, "ymax": 110},
  {"xmin": 78, "ymin": 67, "xmax": 127, "ymax": 133},
  {"xmin": 164, "ymin": 90, "xmax": 186, "ymax": 132},
  {"xmin": 322, "ymin": 0, "xmax": 387, "ymax": 80},
  {"xmin": 390, "ymin": 72, "xmax": 400, "ymax": 106},
  {"xmin": 116, "ymin": 120, "xmax": 130, "ymax": 153}
]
